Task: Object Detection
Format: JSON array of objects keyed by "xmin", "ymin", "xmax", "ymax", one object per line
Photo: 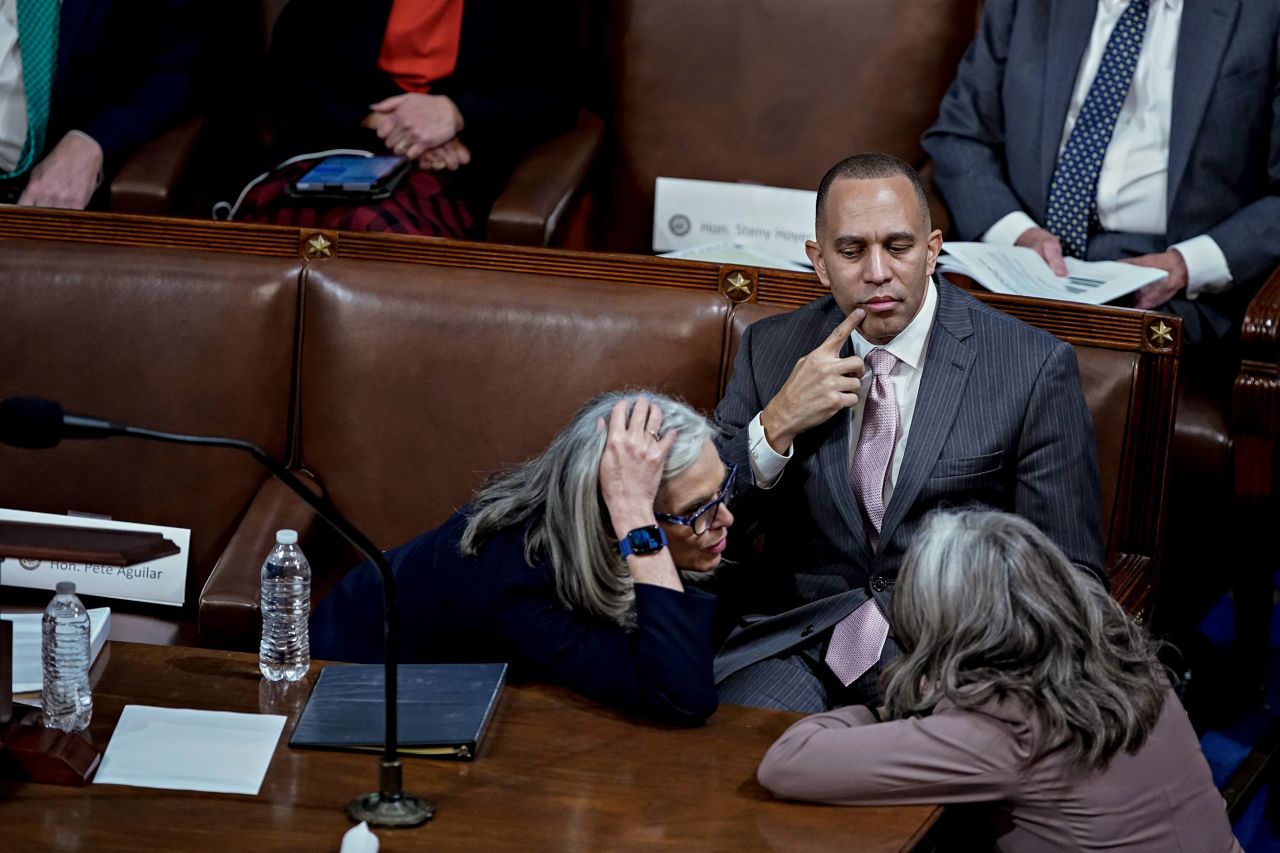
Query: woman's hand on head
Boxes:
[
  {"xmin": 598, "ymin": 397, "xmax": 685, "ymax": 593},
  {"xmin": 598, "ymin": 397, "xmax": 677, "ymax": 539},
  {"xmin": 367, "ymin": 93, "xmax": 464, "ymax": 159}
]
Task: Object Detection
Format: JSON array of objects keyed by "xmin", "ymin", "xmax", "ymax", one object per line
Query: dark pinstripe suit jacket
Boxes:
[{"xmin": 712, "ymin": 282, "xmax": 1106, "ymax": 683}]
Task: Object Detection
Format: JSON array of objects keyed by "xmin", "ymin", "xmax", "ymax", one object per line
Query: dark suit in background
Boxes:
[
  {"xmin": 0, "ymin": 0, "xmax": 199, "ymax": 204},
  {"xmin": 53, "ymin": 0, "xmax": 199, "ymax": 169},
  {"xmin": 922, "ymin": 0, "xmax": 1280, "ymax": 344},
  {"xmin": 713, "ymin": 282, "xmax": 1105, "ymax": 706}
]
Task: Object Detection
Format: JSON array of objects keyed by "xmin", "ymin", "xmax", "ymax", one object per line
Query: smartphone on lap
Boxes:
[{"xmin": 287, "ymin": 155, "xmax": 411, "ymax": 200}]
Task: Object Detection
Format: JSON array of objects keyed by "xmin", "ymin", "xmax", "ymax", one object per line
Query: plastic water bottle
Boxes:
[
  {"xmin": 41, "ymin": 581, "xmax": 93, "ymax": 731},
  {"xmin": 259, "ymin": 529, "xmax": 311, "ymax": 682}
]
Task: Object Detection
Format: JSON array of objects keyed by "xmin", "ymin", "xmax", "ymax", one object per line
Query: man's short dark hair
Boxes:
[{"xmin": 815, "ymin": 153, "xmax": 931, "ymax": 232}]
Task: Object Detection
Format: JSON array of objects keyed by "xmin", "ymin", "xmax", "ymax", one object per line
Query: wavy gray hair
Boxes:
[
  {"xmin": 459, "ymin": 391, "xmax": 712, "ymax": 628},
  {"xmin": 883, "ymin": 510, "xmax": 1165, "ymax": 772}
]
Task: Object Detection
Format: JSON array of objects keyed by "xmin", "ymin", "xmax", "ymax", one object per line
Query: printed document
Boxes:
[{"xmin": 938, "ymin": 242, "xmax": 1166, "ymax": 305}]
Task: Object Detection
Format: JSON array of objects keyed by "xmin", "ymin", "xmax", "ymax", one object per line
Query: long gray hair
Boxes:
[
  {"xmin": 459, "ymin": 391, "xmax": 711, "ymax": 628},
  {"xmin": 883, "ymin": 510, "xmax": 1165, "ymax": 772}
]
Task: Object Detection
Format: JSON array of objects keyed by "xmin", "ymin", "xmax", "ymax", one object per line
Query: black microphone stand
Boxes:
[{"xmin": 103, "ymin": 424, "xmax": 432, "ymax": 826}]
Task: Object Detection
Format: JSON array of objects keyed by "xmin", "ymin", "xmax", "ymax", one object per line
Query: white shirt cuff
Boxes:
[
  {"xmin": 1170, "ymin": 235, "xmax": 1233, "ymax": 299},
  {"xmin": 66, "ymin": 129, "xmax": 105, "ymax": 189},
  {"xmin": 747, "ymin": 411, "xmax": 791, "ymax": 488},
  {"xmin": 980, "ymin": 211, "xmax": 1039, "ymax": 246}
]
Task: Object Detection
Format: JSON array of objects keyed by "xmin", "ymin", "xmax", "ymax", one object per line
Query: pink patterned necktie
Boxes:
[{"xmin": 826, "ymin": 348, "xmax": 898, "ymax": 687}]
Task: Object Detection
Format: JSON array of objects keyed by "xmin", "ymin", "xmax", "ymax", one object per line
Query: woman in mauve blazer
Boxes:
[
  {"xmin": 758, "ymin": 510, "xmax": 1241, "ymax": 853},
  {"xmin": 312, "ymin": 392, "xmax": 734, "ymax": 726}
]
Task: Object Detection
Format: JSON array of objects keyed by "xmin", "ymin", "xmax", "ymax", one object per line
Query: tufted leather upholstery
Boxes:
[{"xmin": 592, "ymin": 0, "xmax": 980, "ymax": 251}]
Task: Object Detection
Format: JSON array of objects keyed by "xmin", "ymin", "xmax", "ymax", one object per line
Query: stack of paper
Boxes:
[
  {"xmin": 938, "ymin": 242, "xmax": 1165, "ymax": 305},
  {"xmin": 4, "ymin": 607, "xmax": 111, "ymax": 694},
  {"xmin": 660, "ymin": 240, "xmax": 812, "ymax": 272}
]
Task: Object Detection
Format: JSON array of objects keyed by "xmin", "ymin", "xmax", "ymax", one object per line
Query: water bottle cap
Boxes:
[
  {"xmin": 275, "ymin": 529, "xmax": 299, "ymax": 545},
  {"xmin": 55, "ymin": 581, "xmax": 76, "ymax": 595}
]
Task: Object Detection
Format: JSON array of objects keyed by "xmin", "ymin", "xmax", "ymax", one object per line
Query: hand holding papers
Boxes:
[{"xmin": 938, "ymin": 242, "xmax": 1167, "ymax": 305}]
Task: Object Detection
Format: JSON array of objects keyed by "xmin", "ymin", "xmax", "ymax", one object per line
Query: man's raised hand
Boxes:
[{"xmin": 759, "ymin": 308, "xmax": 867, "ymax": 453}]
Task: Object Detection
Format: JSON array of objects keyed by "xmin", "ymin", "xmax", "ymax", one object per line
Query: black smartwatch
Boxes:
[{"xmin": 619, "ymin": 525, "xmax": 667, "ymax": 559}]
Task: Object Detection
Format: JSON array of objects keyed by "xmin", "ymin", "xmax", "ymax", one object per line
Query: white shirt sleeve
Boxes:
[
  {"xmin": 1170, "ymin": 235, "xmax": 1233, "ymax": 299},
  {"xmin": 747, "ymin": 411, "xmax": 792, "ymax": 489},
  {"xmin": 980, "ymin": 211, "xmax": 1039, "ymax": 246}
]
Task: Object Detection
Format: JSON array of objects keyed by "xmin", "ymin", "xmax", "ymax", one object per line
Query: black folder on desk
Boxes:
[{"xmin": 290, "ymin": 663, "xmax": 507, "ymax": 760}]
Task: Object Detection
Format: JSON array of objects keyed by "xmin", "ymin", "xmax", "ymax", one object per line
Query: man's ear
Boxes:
[
  {"xmin": 805, "ymin": 240, "xmax": 830, "ymax": 287},
  {"xmin": 925, "ymin": 229, "xmax": 943, "ymax": 276}
]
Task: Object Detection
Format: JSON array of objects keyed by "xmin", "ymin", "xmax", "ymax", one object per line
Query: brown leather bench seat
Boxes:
[{"xmin": 0, "ymin": 211, "xmax": 1179, "ymax": 648}]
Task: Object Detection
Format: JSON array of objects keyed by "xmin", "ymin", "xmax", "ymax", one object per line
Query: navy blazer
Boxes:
[
  {"xmin": 712, "ymin": 282, "xmax": 1105, "ymax": 683},
  {"xmin": 310, "ymin": 510, "xmax": 719, "ymax": 726},
  {"xmin": 52, "ymin": 0, "xmax": 198, "ymax": 163},
  {"xmin": 922, "ymin": 0, "xmax": 1280, "ymax": 324}
]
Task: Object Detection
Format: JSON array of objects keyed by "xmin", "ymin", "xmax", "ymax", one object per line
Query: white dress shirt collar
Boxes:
[{"xmin": 850, "ymin": 277, "xmax": 938, "ymax": 373}]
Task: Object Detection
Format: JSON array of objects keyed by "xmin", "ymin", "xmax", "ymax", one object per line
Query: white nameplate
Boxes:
[
  {"xmin": 0, "ymin": 507, "xmax": 190, "ymax": 606},
  {"xmin": 653, "ymin": 177, "xmax": 817, "ymax": 267}
]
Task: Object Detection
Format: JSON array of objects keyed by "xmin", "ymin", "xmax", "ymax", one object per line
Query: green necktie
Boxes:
[{"xmin": 4, "ymin": 0, "xmax": 59, "ymax": 178}]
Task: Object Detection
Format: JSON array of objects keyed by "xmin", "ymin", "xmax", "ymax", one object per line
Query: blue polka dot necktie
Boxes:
[
  {"xmin": 1044, "ymin": 0, "xmax": 1150, "ymax": 259},
  {"xmin": 3, "ymin": 0, "xmax": 59, "ymax": 179}
]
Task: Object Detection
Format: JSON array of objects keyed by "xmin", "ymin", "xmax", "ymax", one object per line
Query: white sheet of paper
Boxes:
[
  {"xmin": 94, "ymin": 705, "xmax": 286, "ymax": 795},
  {"xmin": 659, "ymin": 239, "xmax": 811, "ymax": 272},
  {"xmin": 4, "ymin": 607, "xmax": 111, "ymax": 693},
  {"xmin": 938, "ymin": 242, "xmax": 1166, "ymax": 305}
]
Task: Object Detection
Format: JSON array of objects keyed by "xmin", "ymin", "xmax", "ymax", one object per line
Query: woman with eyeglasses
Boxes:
[{"xmin": 311, "ymin": 391, "xmax": 733, "ymax": 725}]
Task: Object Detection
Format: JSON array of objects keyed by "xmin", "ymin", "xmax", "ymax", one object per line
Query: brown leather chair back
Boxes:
[
  {"xmin": 594, "ymin": 0, "xmax": 980, "ymax": 251},
  {"xmin": 297, "ymin": 259, "xmax": 731, "ymax": 549},
  {"xmin": 0, "ymin": 239, "xmax": 302, "ymax": 613},
  {"xmin": 1074, "ymin": 347, "xmax": 1139, "ymax": 554}
]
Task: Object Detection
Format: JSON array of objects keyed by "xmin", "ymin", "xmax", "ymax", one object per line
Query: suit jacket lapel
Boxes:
[
  {"xmin": 1168, "ymin": 0, "xmax": 1239, "ymax": 210},
  {"xmin": 878, "ymin": 285, "xmax": 976, "ymax": 550},
  {"xmin": 1039, "ymin": 0, "xmax": 1100, "ymax": 202},
  {"xmin": 815, "ymin": 303, "xmax": 874, "ymax": 568}
]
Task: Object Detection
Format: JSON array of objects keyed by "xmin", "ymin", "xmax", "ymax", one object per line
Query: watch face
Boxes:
[{"xmin": 622, "ymin": 525, "xmax": 666, "ymax": 557}]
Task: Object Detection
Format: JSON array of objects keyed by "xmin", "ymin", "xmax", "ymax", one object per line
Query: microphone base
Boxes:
[
  {"xmin": 346, "ymin": 792, "xmax": 435, "ymax": 827},
  {"xmin": 346, "ymin": 759, "xmax": 434, "ymax": 827}
]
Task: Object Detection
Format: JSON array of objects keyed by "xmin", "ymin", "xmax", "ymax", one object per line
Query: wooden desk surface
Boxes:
[{"xmin": 0, "ymin": 642, "xmax": 940, "ymax": 851}]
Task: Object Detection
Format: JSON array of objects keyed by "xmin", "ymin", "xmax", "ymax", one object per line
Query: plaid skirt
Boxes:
[{"xmin": 234, "ymin": 158, "xmax": 475, "ymax": 238}]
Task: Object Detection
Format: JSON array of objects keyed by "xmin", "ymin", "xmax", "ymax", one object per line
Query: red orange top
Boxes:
[{"xmin": 377, "ymin": 0, "xmax": 466, "ymax": 93}]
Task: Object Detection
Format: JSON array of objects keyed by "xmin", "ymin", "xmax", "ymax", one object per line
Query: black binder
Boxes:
[{"xmin": 290, "ymin": 663, "xmax": 507, "ymax": 760}]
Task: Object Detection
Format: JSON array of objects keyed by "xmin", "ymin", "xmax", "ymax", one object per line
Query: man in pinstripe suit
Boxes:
[{"xmin": 712, "ymin": 154, "xmax": 1106, "ymax": 712}]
